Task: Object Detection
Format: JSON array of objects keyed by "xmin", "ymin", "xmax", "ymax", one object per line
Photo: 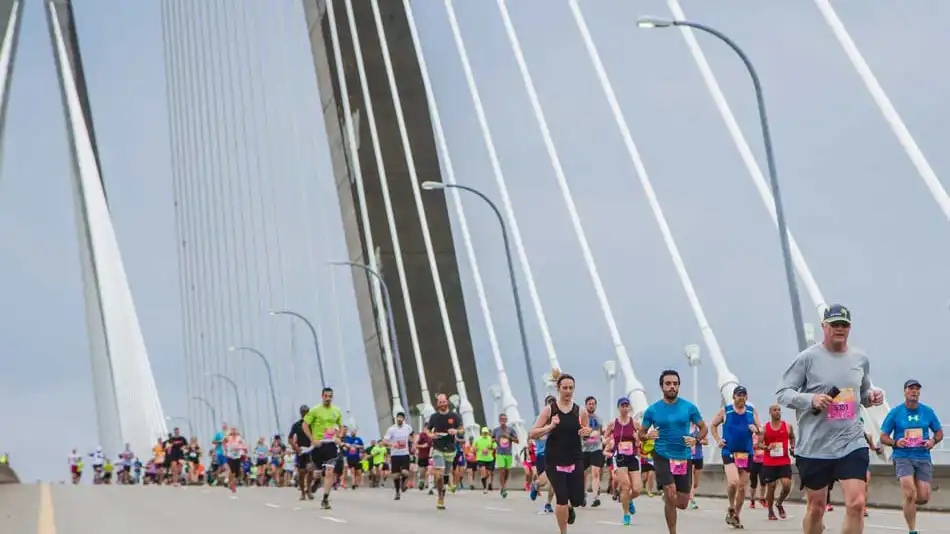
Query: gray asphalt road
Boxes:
[{"xmin": 11, "ymin": 483, "xmax": 950, "ymax": 533}]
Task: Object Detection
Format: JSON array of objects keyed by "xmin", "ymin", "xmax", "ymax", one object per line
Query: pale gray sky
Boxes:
[{"xmin": 2, "ymin": 0, "xmax": 949, "ymax": 482}]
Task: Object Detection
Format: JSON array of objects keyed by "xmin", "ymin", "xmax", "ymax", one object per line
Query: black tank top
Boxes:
[{"xmin": 547, "ymin": 402, "xmax": 582, "ymax": 466}]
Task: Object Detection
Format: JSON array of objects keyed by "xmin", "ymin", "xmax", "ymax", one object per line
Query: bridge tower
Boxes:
[
  {"xmin": 300, "ymin": 0, "xmax": 486, "ymax": 433},
  {"xmin": 0, "ymin": 0, "xmax": 169, "ymax": 456}
]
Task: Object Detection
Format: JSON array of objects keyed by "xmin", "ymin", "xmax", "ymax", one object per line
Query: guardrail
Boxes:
[{"xmin": 0, "ymin": 463, "xmax": 20, "ymax": 484}]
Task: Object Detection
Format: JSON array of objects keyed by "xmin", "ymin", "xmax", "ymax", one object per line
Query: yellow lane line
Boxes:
[{"xmin": 37, "ymin": 483, "xmax": 56, "ymax": 534}]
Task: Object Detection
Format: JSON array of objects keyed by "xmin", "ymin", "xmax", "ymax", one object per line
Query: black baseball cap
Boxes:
[
  {"xmin": 733, "ymin": 385, "xmax": 748, "ymax": 396},
  {"xmin": 904, "ymin": 379, "xmax": 922, "ymax": 389},
  {"xmin": 823, "ymin": 304, "xmax": 852, "ymax": 324}
]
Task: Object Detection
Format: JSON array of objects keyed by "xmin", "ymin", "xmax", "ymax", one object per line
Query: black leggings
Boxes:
[{"xmin": 546, "ymin": 460, "xmax": 585, "ymax": 507}]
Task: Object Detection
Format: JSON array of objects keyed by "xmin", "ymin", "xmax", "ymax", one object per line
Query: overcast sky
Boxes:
[{"xmin": 2, "ymin": 0, "xmax": 950, "ymax": 482}]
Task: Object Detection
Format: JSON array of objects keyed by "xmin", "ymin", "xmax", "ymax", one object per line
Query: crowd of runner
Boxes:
[{"xmin": 65, "ymin": 303, "xmax": 942, "ymax": 534}]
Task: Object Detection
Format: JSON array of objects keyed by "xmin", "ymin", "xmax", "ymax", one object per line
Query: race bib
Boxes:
[
  {"xmin": 733, "ymin": 452, "xmax": 749, "ymax": 469},
  {"xmin": 499, "ymin": 438, "xmax": 510, "ymax": 448},
  {"xmin": 618, "ymin": 441, "xmax": 635, "ymax": 456},
  {"xmin": 828, "ymin": 388, "xmax": 855, "ymax": 420},
  {"xmin": 905, "ymin": 428, "xmax": 924, "ymax": 448},
  {"xmin": 395, "ymin": 440, "xmax": 407, "ymax": 449},
  {"xmin": 349, "ymin": 446, "xmax": 357, "ymax": 454},
  {"xmin": 323, "ymin": 429, "xmax": 336, "ymax": 440},
  {"xmin": 670, "ymin": 459, "xmax": 688, "ymax": 475},
  {"xmin": 754, "ymin": 449, "xmax": 765, "ymax": 462},
  {"xmin": 769, "ymin": 443, "xmax": 785, "ymax": 457},
  {"xmin": 555, "ymin": 464, "xmax": 575, "ymax": 473}
]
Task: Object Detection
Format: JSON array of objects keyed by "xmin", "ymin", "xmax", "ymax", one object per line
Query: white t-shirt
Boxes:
[{"xmin": 385, "ymin": 424, "xmax": 413, "ymax": 457}]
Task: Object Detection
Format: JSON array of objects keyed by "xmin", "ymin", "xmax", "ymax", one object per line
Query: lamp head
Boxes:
[
  {"xmin": 685, "ymin": 344, "xmax": 701, "ymax": 366},
  {"xmin": 488, "ymin": 385, "xmax": 502, "ymax": 400},
  {"xmin": 228, "ymin": 346, "xmax": 237, "ymax": 352},
  {"xmin": 421, "ymin": 181, "xmax": 445, "ymax": 191},
  {"xmin": 448, "ymin": 393, "xmax": 460, "ymax": 408},
  {"xmin": 637, "ymin": 15, "xmax": 674, "ymax": 28},
  {"xmin": 602, "ymin": 360, "xmax": 617, "ymax": 379},
  {"xmin": 267, "ymin": 310, "xmax": 276, "ymax": 316}
]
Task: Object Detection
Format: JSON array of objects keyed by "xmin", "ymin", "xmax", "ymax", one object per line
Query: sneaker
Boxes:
[
  {"xmin": 321, "ymin": 500, "xmax": 331, "ymax": 510},
  {"xmin": 530, "ymin": 484, "xmax": 538, "ymax": 501},
  {"xmin": 436, "ymin": 498, "xmax": 445, "ymax": 510},
  {"xmin": 567, "ymin": 507, "xmax": 576, "ymax": 525},
  {"xmin": 544, "ymin": 503, "xmax": 553, "ymax": 514},
  {"xmin": 622, "ymin": 514, "xmax": 631, "ymax": 526},
  {"xmin": 750, "ymin": 500, "xmax": 756, "ymax": 509},
  {"xmin": 394, "ymin": 493, "xmax": 401, "ymax": 500},
  {"xmin": 419, "ymin": 480, "xmax": 425, "ymax": 490},
  {"xmin": 768, "ymin": 511, "xmax": 777, "ymax": 521},
  {"xmin": 826, "ymin": 504, "xmax": 833, "ymax": 512},
  {"xmin": 863, "ymin": 508, "xmax": 868, "ymax": 517},
  {"xmin": 592, "ymin": 497, "xmax": 601, "ymax": 508},
  {"xmin": 759, "ymin": 499, "xmax": 767, "ymax": 508},
  {"xmin": 501, "ymin": 488, "xmax": 508, "ymax": 499},
  {"xmin": 777, "ymin": 503, "xmax": 786, "ymax": 519},
  {"xmin": 688, "ymin": 499, "xmax": 698, "ymax": 510},
  {"xmin": 629, "ymin": 500, "xmax": 636, "ymax": 515}
]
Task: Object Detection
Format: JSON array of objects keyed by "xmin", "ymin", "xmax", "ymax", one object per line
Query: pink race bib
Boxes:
[
  {"xmin": 828, "ymin": 388, "xmax": 855, "ymax": 420},
  {"xmin": 905, "ymin": 429, "xmax": 924, "ymax": 448},
  {"xmin": 670, "ymin": 459, "xmax": 688, "ymax": 475},
  {"xmin": 618, "ymin": 441, "xmax": 635, "ymax": 456},
  {"xmin": 499, "ymin": 438, "xmax": 510, "ymax": 448},
  {"xmin": 733, "ymin": 452, "xmax": 749, "ymax": 469},
  {"xmin": 555, "ymin": 464, "xmax": 576, "ymax": 473}
]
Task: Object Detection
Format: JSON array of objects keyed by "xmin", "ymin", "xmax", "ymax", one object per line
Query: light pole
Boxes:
[
  {"xmin": 602, "ymin": 361, "xmax": 617, "ymax": 420},
  {"xmin": 269, "ymin": 310, "xmax": 326, "ymax": 388},
  {"xmin": 192, "ymin": 396, "xmax": 217, "ymax": 435},
  {"xmin": 207, "ymin": 373, "xmax": 246, "ymax": 434},
  {"xmin": 804, "ymin": 322, "xmax": 817, "ymax": 347},
  {"xmin": 165, "ymin": 416, "xmax": 195, "ymax": 438},
  {"xmin": 329, "ymin": 260, "xmax": 409, "ymax": 417},
  {"xmin": 230, "ymin": 346, "xmax": 281, "ymax": 433},
  {"xmin": 488, "ymin": 384, "xmax": 502, "ymax": 424},
  {"xmin": 421, "ymin": 180, "xmax": 539, "ymax": 415},
  {"xmin": 685, "ymin": 344, "xmax": 701, "ymax": 406},
  {"xmin": 637, "ymin": 15, "xmax": 808, "ymax": 352}
]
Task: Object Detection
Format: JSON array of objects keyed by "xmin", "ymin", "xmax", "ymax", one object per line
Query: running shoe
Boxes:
[
  {"xmin": 567, "ymin": 507, "xmax": 576, "ymax": 525},
  {"xmin": 622, "ymin": 514, "xmax": 631, "ymax": 526},
  {"xmin": 777, "ymin": 503, "xmax": 786, "ymax": 519},
  {"xmin": 529, "ymin": 484, "xmax": 538, "ymax": 501},
  {"xmin": 628, "ymin": 500, "xmax": 635, "ymax": 515}
]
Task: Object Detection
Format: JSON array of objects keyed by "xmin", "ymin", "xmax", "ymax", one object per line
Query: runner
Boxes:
[
  {"xmin": 224, "ymin": 427, "xmax": 247, "ymax": 493},
  {"xmin": 426, "ymin": 393, "xmax": 464, "ymax": 510},
  {"xmin": 602, "ymin": 396, "xmax": 641, "ymax": 525},
  {"xmin": 474, "ymin": 427, "xmax": 495, "ymax": 493},
  {"xmin": 491, "ymin": 413, "xmax": 518, "ymax": 498},
  {"xmin": 414, "ymin": 429, "xmax": 433, "ymax": 491},
  {"xmin": 342, "ymin": 427, "xmax": 365, "ymax": 490},
  {"xmin": 289, "ymin": 405, "xmax": 313, "ymax": 500},
  {"xmin": 529, "ymin": 370, "xmax": 590, "ymax": 532},
  {"xmin": 776, "ymin": 304, "xmax": 884, "ymax": 534},
  {"xmin": 302, "ymin": 387, "xmax": 344, "ymax": 510},
  {"xmin": 710, "ymin": 385, "xmax": 761, "ymax": 528},
  {"xmin": 68, "ymin": 449, "xmax": 82, "ymax": 484},
  {"xmin": 213, "ymin": 423, "xmax": 228, "ymax": 483},
  {"xmin": 639, "ymin": 369, "xmax": 706, "ymax": 534},
  {"xmin": 759, "ymin": 404, "xmax": 795, "ymax": 521},
  {"xmin": 582, "ymin": 396, "xmax": 605, "ymax": 507},
  {"xmin": 687, "ymin": 421, "xmax": 707, "ymax": 509},
  {"xmin": 750, "ymin": 434, "xmax": 766, "ymax": 509},
  {"xmin": 89, "ymin": 446, "xmax": 106, "ymax": 485},
  {"xmin": 187, "ymin": 437, "xmax": 202, "ymax": 485},
  {"xmin": 880, "ymin": 379, "xmax": 943, "ymax": 534},
  {"xmin": 117, "ymin": 443, "xmax": 134, "ymax": 485},
  {"xmin": 253, "ymin": 437, "xmax": 269, "ymax": 487},
  {"xmin": 384, "ymin": 411, "xmax": 413, "ymax": 500}
]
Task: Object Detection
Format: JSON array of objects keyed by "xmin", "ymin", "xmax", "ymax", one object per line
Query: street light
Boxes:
[
  {"xmin": 206, "ymin": 373, "xmax": 246, "ymax": 434},
  {"xmin": 804, "ymin": 323, "xmax": 817, "ymax": 347},
  {"xmin": 685, "ymin": 344, "xmax": 701, "ymax": 406},
  {"xmin": 230, "ymin": 346, "xmax": 281, "ymax": 433},
  {"xmin": 602, "ymin": 361, "xmax": 617, "ymax": 420},
  {"xmin": 637, "ymin": 15, "xmax": 808, "ymax": 352},
  {"xmin": 488, "ymin": 384, "xmax": 503, "ymax": 424},
  {"xmin": 329, "ymin": 260, "xmax": 409, "ymax": 417},
  {"xmin": 165, "ymin": 416, "xmax": 195, "ymax": 438},
  {"xmin": 269, "ymin": 310, "xmax": 326, "ymax": 388},
  {"xmin": 421, "ymin": 180, "xmax": 539, "ymax": 415}
]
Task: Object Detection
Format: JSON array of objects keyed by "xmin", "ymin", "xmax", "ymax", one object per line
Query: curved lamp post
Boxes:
[
  {"xmin": 207, "ymin": 373, "xmax": 246, "ymax": 434},
  {"xmin": 229, "ymin": 346, "xmax": 281, "ymax": 433},
  {"xmin": 269, "ymin": 310, "xmax": 326, "ymax": 388},
  {"xmin": 192, "ymin": 396, "xmax": 217, "ymax": 435},
  {"xmin": 637, "ymin": 15, "xmax": 807, "ymax": 352},
  {"xmin": 602, "ymin": 361, "xmax": 617, "ymax": 420}
]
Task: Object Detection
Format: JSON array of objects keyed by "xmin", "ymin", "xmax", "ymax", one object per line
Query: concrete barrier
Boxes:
[
  {"xmin": 0, "ymin": 464, "xmax": 20, "ymax": 484},
  {"xmin": 692, "ymin": 464, "xmax": 950, "ymax": 512}
]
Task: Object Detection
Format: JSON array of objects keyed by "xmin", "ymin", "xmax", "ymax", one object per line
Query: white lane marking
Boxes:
[
  {"xmin": 292, "ymin": 507, "xmax": 302, "ymax": 512},
  {"xmin": 597, "ymin": 520, "xmax": 622, "ymax": 526},
  {"xmin": 321, "ymin": 516, "xmax": 348, "ymax": 523},
  {"xmin": 229, "ymin": 496, "xmax": 238, "ymax": 500},
  {"xmin": 264, "ymin": 503, "xmax": 281, "ymax": 509},
  {"xmin": 865, "ymin": 524, "xmax": 905, "ymax": 531},
  {"xmin": 38, "ymin": 483, "xmax": 57, "ymax": 534},
  {"xmin": 485, "ymin": 506, "xmax": 511, "ymax": 512}
]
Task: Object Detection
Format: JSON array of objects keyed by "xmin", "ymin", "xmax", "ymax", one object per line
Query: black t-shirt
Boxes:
[
  {"xmin": 167, "ymin": 436, "xmax": 188, "ymax": 457},
  {"xmin": 289, "ymin": 419, "xmax": 312, "ymax": 448},
  {"xmin": 427, "ymin": 411, "xmax": 462, "ymax": 452}
]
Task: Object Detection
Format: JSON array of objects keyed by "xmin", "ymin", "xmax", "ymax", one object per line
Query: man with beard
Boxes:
[
  {"xmin": 426, "ymin": 393, "xmax": 464, "ymax": 510},
  {"xmin": 289, "ymin": 405, "xmax": 314, "ymax": 501},
  {"xmin": 710, "ymin": 385, "xmax": 761, "ymax": 529}
]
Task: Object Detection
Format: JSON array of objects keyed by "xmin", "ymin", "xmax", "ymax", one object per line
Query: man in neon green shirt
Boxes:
[
  {"xmin": 474, "ymin": 427, "xmax": 496, "ymax": 493},
  {"xmin": 303, "ymin": 387, "xmax": 343, "ymax": 509}
]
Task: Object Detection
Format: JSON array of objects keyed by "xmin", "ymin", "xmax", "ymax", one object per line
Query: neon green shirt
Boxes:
[
  {"xmin": 304, "ymin": 404, "xmax": 343, "ymax": 442},
  {"xmin": 474, "ymin": 436, "xmax": 495, "ymax": 462},
  {"xmin": 372, "ymin": 445, "xmax": 387, "ymax": 465}
]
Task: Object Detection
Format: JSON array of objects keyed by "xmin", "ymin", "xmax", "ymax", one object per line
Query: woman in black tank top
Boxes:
[{"xmin": 530, "ymin": 370, "xmax": 590, "ymax": 533}]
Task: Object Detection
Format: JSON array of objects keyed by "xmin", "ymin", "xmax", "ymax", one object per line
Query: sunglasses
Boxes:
[{"xmin": 827, "ymin": 321, "xmax": 851, "ymax": 328}]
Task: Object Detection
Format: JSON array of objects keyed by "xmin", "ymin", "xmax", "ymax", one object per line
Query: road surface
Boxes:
[{"xmin": 4, "ymin": 483, "xmax": 950, "ymax": 533}]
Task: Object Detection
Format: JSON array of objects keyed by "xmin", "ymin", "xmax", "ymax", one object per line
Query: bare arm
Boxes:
[
  {"xmin": 710, "ymin": 408, "xmax": 725, "ymax": 444},
  {"xmin": 694, "ymin": 420, "xmax": 708, "ymax": 441},
  {"xmin": 529, "ymin": 406, "xmax": 555, "ymax": 439}
]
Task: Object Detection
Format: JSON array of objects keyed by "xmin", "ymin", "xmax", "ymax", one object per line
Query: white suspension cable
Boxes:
[
  {"xmin": 495, "ymin": 0, "xmax": 648, "ymax": 414},
  {"xmin": 665, "ymin": 0, "xmax": 891, "ymax": 442},
  {"xmin": 324, "ymin": 0, "xmax": 403, "ymax": 419},
  {"xmin": 404, "ymin": 0, "xmax": 526, "ymax": 439},
  {"xmin": 443, "ymin": 0, "xmax": 559, "ymax": 376},
  {"xmin": 570, "ymin": 0, "xmax": 738, "ymax": 404}
]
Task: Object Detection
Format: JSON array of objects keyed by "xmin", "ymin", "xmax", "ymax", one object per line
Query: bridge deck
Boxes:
[{"xmin": 5, "ymin": 483, "xmax": 950, "ymax": 533}]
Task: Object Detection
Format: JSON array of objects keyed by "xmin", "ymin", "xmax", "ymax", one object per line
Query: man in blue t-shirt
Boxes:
[
  {"xmin": 880, "ymin": 379, "xmax": 943, "ymax": 534},
  {"xmin": 640, "ymin": 369, "xmax": 706, "ymax": 534},
  {"xmin": 342, "ymin": 429, "xmax": 365, "ymax": 488}
]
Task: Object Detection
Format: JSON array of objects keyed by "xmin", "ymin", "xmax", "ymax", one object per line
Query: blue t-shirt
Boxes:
[
  {"xmin": 722, "ymin": 403, "xmax": 756, "ymax": 456},
  {"xmin": 213, "ymin": 432, "xmax": 225, "ymax": 455},
  {"xmin": 342, "ymin": 435, "xmax": 364, "ymax": 458},
  {"xmin": 690, "ymin": 424, "xmax": 703, "ymax": 460},
  {"xmin": 881, "ymin": 403, "xmax": 942, "ymax": 460},
  {"xmin": 642, "ymin": 398, "xmax": 703, "ymax": 460},
  {"xmin": 535, "ymin": 437, "xmax": 547, "ymax": 457}
]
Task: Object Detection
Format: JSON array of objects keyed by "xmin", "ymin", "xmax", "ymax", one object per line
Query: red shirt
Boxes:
[{"xmin": 762, "ymin": 420, "xmax": 791, "ymax": 467}]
